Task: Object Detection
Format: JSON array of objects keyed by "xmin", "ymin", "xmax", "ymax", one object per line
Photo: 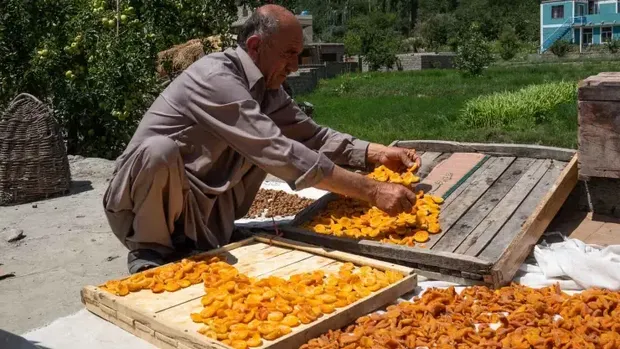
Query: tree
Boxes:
[
  {"xmin": 0, "ymin": 0, "xmax": 237, "ymax": 158},
  {"xmin": 418, "ymin": 13, "xmax": 457, "ymax": 52},
  {"xmin": 344, "ymin": 12, "xmax": 402, "ymax": 71},
  {"xmin": 498, "ymin": 25, "xmax": 520, "ymax": 61},
  {"xmin": 454, "ymin": 24, "xmax": 494, "ymax": 76}
]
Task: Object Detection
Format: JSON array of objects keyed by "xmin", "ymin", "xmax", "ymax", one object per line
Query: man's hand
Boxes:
[
  {"xmin": 370, "ymin": 182, "xmax": 418, "ymax": 216},
  {"xmin": 367, "ymin": 144, "xmax": 421, "ymax": 173},
  {"xmin": 315, "ymin": 166, "xmax": 418, "ymax": 216}
]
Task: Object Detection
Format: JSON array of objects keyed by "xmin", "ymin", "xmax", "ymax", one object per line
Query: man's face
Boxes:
[{"xmin": 247, "ymin": 27, "xmax": 303, "ymax": 90}]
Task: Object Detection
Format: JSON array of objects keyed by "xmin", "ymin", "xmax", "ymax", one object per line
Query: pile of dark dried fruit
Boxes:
[{"xmin": 244, "ymin": 189, "xmax": 316, "ymax": 219}]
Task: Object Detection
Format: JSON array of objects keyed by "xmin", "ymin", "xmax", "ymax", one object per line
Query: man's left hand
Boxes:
[{"xmin": 368, "ymin": 144, "xmax": 421, "ymax": 173}]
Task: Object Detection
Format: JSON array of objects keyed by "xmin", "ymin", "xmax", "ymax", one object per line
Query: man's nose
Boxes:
[{"xmin": 287, "ymin": 57, "xmax": 299, "ymax": 73}]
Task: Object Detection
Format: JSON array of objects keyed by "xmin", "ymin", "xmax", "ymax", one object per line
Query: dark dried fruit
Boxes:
[{"xmin": 244, "ymin": 189, "xmax": 315, "ymax": 219}]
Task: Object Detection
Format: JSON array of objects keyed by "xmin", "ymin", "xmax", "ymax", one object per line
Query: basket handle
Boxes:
[{"xmin": 2, "ymin": 93, "xmax": 52, "ymax": 121}]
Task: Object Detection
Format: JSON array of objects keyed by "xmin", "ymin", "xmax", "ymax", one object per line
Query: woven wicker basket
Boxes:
[{"xmin": 0, "ymin": 93, "xmax": 71, "ymax": 206}]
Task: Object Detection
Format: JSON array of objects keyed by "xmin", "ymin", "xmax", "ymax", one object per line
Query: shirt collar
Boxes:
[{"xmin": 234, "ymin": 46, "xmax": 264, "ymax": 90}]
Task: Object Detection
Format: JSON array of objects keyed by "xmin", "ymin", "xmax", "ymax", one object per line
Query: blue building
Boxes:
[{"xmin": 541, "ymin": 0, "xmax": 620, "ymax": 52}]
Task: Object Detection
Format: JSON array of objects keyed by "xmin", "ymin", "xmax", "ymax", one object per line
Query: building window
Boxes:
[
  {"xmin": 552, "ymin": 5, "xmax": 564, "ymax": 19},
  {"xmin": 602, "ymin": 27, "xmax": 613, "ymax": 43},
  {"xmin": 577, "ymin": 4, "xmax": 585, "ymax": 16},
  {"xmin": 588, "ymin": 1, "xmax": 599, "ymax": 15},
  {"xmin": 617, "ymin": 0, "xmax": 620, "ymax": 13},
  {"xmin": 583, "ymin": 28, "xmax": 593, "ymax": 45}
]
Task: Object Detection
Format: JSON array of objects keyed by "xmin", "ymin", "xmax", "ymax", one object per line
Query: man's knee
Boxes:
[{"xmin": 138, "ymin": 136, "xmax": 181, "ymax": 173}]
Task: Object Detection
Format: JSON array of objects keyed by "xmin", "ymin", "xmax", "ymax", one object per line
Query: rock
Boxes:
[
  {"xmin": 3, "ymin": 229, "xmax": 25, "ymax": 243},
  {"xmin": 32, "ymin": 204, "xmax": 37, "ymax": 208}
]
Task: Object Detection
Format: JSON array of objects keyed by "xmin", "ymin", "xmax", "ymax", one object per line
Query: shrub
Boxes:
[
  {"xmin": 454, "ymin": 24, "xmax": 494, "ymax": 76},
  {"xmin": 460, "ymin": 81, "xmax": 577, "ymax": 128},
  {"xmin": 549, "ymin": 39, "xmax": 571, "ymax": 57},
  {"xmin": 606, "ymin": 39, "xmax": 620, "ymax": 54},
  {"xmin": 498, "ymin": 26, "xmax": 520, "ymax": 61},
  {"xmin": 0, "ymin": 0, "xmax": 236, "ymax": 159},
  {"xmin": 400, "ymin": 37, "xmax": 424, "ymax": 53}
]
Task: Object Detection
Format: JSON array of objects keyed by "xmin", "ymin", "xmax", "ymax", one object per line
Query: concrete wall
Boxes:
[{"xmin": 286, "ymin": 62, "xmax": 359, "ymax": 96}]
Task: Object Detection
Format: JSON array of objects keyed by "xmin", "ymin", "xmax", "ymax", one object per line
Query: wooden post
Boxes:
[{"xmin": 577, "ymin": 72, "xmax": 620, "ymax": 217}]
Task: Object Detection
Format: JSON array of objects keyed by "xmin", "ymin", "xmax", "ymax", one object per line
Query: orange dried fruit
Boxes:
[
  {"xmin": 282, "ymin": 315, "xmax": 300, "ymax": 327},
  {"xmin": 230, "ymin": 340, "xmax": 248, "ymax": 349},
  {"xmin": 267, "ymin": 311, "xmax": 284, "ymax": 322},
  {"xmin": 246, "ymin": 333, "xmax": 262, "ymax": 347},
  {"xmin": 413, "ymin": 231, "xmax": 429, "ymax": 243}
]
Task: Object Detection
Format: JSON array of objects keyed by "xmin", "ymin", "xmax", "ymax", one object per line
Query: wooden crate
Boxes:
[
  {"xmin": 81, "ymin": 234, "xmax": 417, "ymax": 349},
  {"xmin": 268, "ymin": 141, "xmax": 578, "ymax": 288}
]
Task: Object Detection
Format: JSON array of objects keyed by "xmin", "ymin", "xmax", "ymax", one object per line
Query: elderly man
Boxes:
[{"xmin": 103, "ymin": 4, "xmax": 420, "ymax": 273}]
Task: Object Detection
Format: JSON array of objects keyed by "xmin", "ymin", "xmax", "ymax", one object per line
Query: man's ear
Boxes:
[{"xmin": 245, "ymin": 35, "xmax": 262, "ymax": 59}]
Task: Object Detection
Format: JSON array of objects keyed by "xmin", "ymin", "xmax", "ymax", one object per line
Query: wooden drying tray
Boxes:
[
  {"xmin": 261, "ymin": 141, "xmax": 578, "ymax": 288},
  {"xmin": 81, "ymin": 234, "xmax": 417, "ymax": 349}
]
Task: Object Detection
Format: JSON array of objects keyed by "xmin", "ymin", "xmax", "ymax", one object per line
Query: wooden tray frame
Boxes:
[
  {"xmin": 81, "ymin": 234, "xmax": 417, "ymax": 349},
  {"xmin": 261, "ymin": 141, "xmax": 578, "ymax": 288}
]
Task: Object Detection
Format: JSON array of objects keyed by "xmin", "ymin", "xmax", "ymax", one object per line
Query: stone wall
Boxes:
[
  {"xmin": 286, "ymin": 62, "xmax": 358, "ymax": 96},
  {"xmin": 359, "ymin": 52, "xmax": 456, "ymax": 72}
]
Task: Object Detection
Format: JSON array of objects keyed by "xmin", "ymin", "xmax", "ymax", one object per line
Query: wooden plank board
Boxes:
[
  {"xmin": 393, "ymin": 140, "xmax": 576, "ymax": 161},
  {"xmin": 428, "ymin": 156, "xmax": 515, "ymax": 249},
  {"xmin": 432, "ymin": 158, "xmax": 535, "ymax": 253},
  {"xmin": 417, "ymin": 152, "xmax": 488, "ymax": 198},
  {"xmin": 488, "ymin": 155, "xmax": 578, "ymax": 286},
  {"xmin": 478, "ymin": 159, "xmax": 568, "ymax": 262},
  {"xmin": 81, "ymin": 235, "xmax": 417, "ymax": 349},
  {"xmin": 457, "ymin": 159, "xmax": 551, "ymax": 256},
  {"xmin": 577, "ymin": 100, "xmax": 620, "ymax": 179}
]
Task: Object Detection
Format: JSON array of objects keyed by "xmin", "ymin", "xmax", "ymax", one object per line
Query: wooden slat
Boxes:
[
  {"xmin": 254, "ymin": 234, "xmax": 414, "ymax": 275},
  {"xmin": 266, "ymin": 255, "xmax": 338, "ymax": 278},
  {"xmin": 393, "ymin": 140, "xmax": 576, "ymax": 161},
  {"xmin": 441, "ymin": 156, "xmax": 494, "ymax": 206},
  {"xmin": 488, "ymin": 155, "xmax": 578, "ymax": 287},
  {"xmin": 457, "ymin": 159, "xmax": 552, "ymax": 256},
  {"xmin": 478, "ymin": 159, "xmax": 568, "ymax": 262},
  {"xmin": 272, "ymin": 227, "xmax": 493, "ymax": 273},
  {"xmin": 418, "ymin": 152, "xmax": 443, "ymax": 177},
  {"xmin": 428, "ymin": 156, "xmax": 515, "ymax": 249},
  {"xmin": 432, "ymin": 158, "xmax": 535, "ymax": 252},
  {"xmin": 420, "ymin": 153, "xmax": 488, "ymax": 198}
]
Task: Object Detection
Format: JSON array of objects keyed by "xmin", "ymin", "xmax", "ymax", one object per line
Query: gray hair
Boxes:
[{"xmin": 237, "ymin": 10, "xmax": 279, "ymax": 49}]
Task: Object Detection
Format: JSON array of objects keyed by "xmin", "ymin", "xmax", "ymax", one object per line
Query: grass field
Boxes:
[{"xmin": 299, "ymin": 61, "xmax": 620, "ymax": 149}]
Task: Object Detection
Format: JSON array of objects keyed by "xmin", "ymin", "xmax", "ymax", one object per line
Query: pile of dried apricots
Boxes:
[
  {"xmin": 102, "ymin": 255, "xmax": 405, "ymax": 349},
  {"xmin": 301, "ymin": 283, "xmax": 620, "ymax": 349},
  {"xmin": 304, "ymin": 165, "xmax": 444, "ymax": 247}
]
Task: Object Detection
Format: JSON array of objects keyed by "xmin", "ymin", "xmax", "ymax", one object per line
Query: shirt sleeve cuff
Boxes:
[
  {"xmin": 290, "ymin": 152, "xmax": 335, "ymax": 191},
  {"xmin": 349, "ymin": 139, "xmax": 370, "ymax": 169}
]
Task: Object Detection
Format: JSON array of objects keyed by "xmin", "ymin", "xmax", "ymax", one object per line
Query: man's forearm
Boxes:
[{"xmin": 315, "ymin": 166, "xmax": 378, "ymax": 204}]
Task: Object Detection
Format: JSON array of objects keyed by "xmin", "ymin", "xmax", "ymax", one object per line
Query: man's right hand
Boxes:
[
  {"xmin": 370, "ymin": 182, "xmax": 418, "ymax": 216},
  {"xmin": 315, "ymin": 166, "xmax": 418, "ymax": 216}
]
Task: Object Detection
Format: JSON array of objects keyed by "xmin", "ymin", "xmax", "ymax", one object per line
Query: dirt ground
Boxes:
[
  {"xmin": 0, "ymin": 156, "xmax": 127, "ymax": 334},
  {"xmin": 0, "ymin": 156, "xmax": 287, "ymax": 335}
]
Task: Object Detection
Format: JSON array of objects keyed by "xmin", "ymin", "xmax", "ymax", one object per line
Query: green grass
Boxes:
[{"xmin": 298, "ymin": 61, "xmax": 620, "ymax": 149}]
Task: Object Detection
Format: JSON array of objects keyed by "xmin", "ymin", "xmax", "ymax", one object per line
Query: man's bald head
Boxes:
[
  {"xmin": 237, "ymin": 5, "xmax": 304, "ymax": 90},
  {"xmin": 237, "ymin": 5, "xmax": 302, "ymax": 49}
]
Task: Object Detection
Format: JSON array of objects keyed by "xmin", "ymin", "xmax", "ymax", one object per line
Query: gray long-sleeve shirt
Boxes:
[{"xmin": 105, "ymin": 46, "xmax": 369, "ymax": 252}]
